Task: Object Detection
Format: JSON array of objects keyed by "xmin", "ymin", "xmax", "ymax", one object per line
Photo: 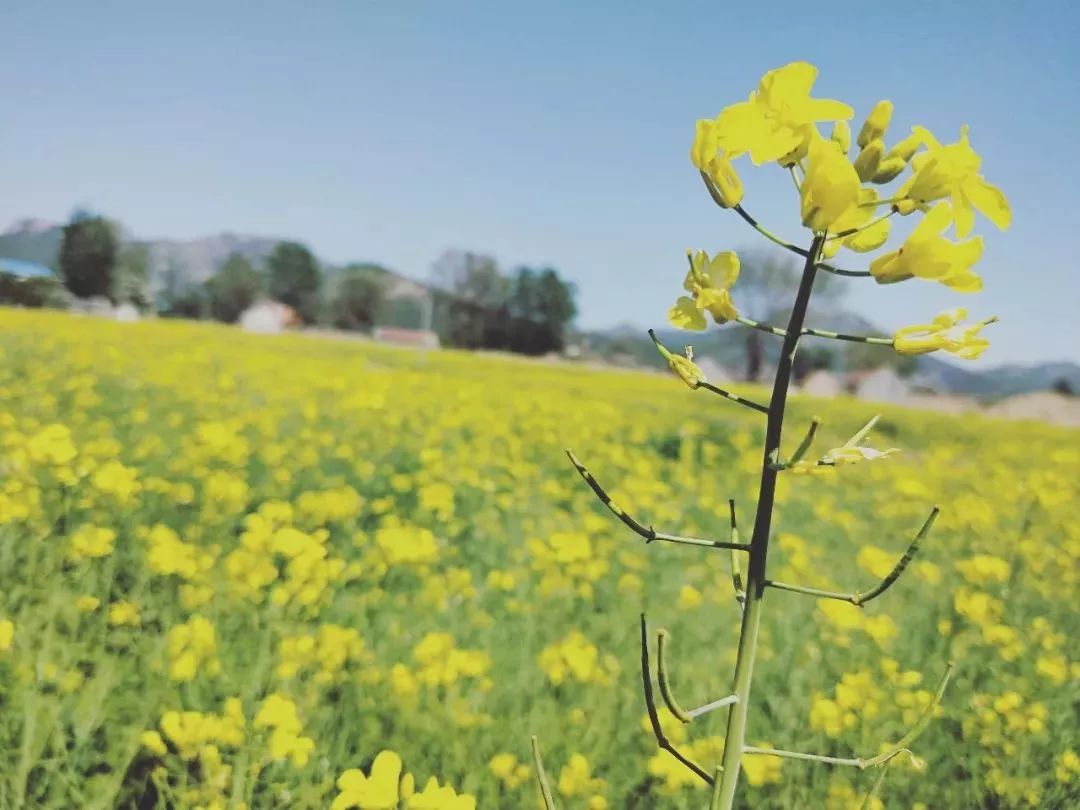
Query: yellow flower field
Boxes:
[{"xmin": 0, "ymin": 308, "xmax": 1077, "ymax": 808}]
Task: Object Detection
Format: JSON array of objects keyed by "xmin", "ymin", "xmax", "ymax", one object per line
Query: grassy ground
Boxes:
[{"xmin": 0, "ymin": 308, "xmax": 1077, "ymax": 808}]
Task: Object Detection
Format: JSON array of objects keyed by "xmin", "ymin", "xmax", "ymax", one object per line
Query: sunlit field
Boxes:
[{"xmin": 1, "ymin": 308, "xmax": 1077, "ymax": 809}]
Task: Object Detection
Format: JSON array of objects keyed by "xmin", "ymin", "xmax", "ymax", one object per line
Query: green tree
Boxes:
[
  {"xmin": 113, "ymin": 243, "xmax": 151, "ymax": 308},
  {"xmin": 430, "ymin": 250, "xmax": 507, "ymax": 348},
  {"xmin": 58, "ymin": 211, "xmax": 117, "ymax": 299},
  {"xmin": 506, "ymin": 266, "xmax": 577, "ymax": 354},
  {"xmin": 331, "ymin": 264, "xmax": 388, "ymax": 331},
  {"xmin": 162, "ymin": 286, "xmax": 208, "ymax": 320},
  {"xmin": 207, "ymin": 253, "xmax": 263, "ymax": 323},
  {"xmin": 267, "ymin": 242, "xmax": 321, "ymax": 323}
]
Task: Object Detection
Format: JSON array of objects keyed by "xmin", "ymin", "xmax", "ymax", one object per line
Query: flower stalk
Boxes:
[{"xmin": 546, "ymin": 61, "xmax": 1004, "ymax": 808}]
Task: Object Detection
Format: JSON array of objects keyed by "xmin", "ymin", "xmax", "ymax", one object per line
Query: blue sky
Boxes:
[{"xmin": 2, "ymin": 1, "xmax": 1077, "ymax": 365}]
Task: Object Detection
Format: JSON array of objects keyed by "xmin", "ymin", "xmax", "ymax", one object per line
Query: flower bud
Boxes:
[
  {"xmin": 853, "ymin": 139, "xmax": 884, "ymax": 183},
  {"xmin": 830, "ymin": 120, "xmax": 851, "ymax": 154},
  {"xmin": 690, "ymin": 119, "xmax": 719, "ymax": 170},
  {"xmin": 887, "ymin": 130, "xmax": 923, "ymax": 162},
  {"xmin": 857, "ymin": 100, "xmax": 894, "ymax": 148},
  {"xmin": 650, "ymin": 331, "xmax": 707, "ymax": 389},
  {"xmin": 703, "ymin": 152, "xmax": 744, "ymax": 208},
  {"xmin": 801, "ymin": 138, "xmax": 861, "ymax": 233},
  {"xmin": 872, "ymin": 156, "xmax": 907, "ymax": 184},
  {"xmin": 893, "ymin": 199, "xmax": 919, "ymax": 216}
]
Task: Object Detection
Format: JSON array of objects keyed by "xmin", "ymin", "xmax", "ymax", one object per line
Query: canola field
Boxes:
[{"xmin": 0, "ymin": 308, "xmax": 1077, "ymax": 809}]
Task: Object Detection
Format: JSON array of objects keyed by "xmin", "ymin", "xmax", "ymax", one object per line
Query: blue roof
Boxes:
[{"xmin": 0, "ymin": 257, "xmax": 56, "ymax": 279}]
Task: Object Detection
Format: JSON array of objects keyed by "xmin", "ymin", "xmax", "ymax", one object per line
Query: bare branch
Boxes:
[
  {"xmin": 742, "ymin": 660, "xmax": 955, "ymax": 772},
  {"xmin": 656, "ymin": 629, "xmax": 691, "ymax": 723},
  {"xmin": 566, "ymin": 451, "xmax": 751, "ymax": 551},
  {"xmin": 766, "ymin": 508, "xmax": 939, "ymax": 605},
  {"xmin": 640, "ymin": 615, "xmax": 715, "ymax": 785}
]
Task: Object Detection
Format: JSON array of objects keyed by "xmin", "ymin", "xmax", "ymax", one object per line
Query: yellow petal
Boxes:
[
  {"xmin": 667, "ymin": 297, "xmax": 707, "ymax": 331},
  {"xmin": 963, "ymin": 175, "xmax": 1011, "ymax": 230},
  {"xmin": 696, "ymin": 289, "xmax": 738, "ymax": 325},
  {"xmin": 845, "ymin": 217, "xmax": 891, "ymax": 252},
  {"xmin": 757, "ymin": 61, "xmax": 818, "ymax": 104},
  {"xmin": 704, "ymin": 251, "xmax": 740, "ymax": 289},
  {"xmin": 802, "ymin": 98, "xmax": 855, "ymax": 122},
  {"xmin": 951, "ymin": 190, "xmax": 976, "ymax": 238}
]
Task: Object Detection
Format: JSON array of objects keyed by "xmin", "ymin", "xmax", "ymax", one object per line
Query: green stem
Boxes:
[
  {"xmin": 714, "ymin": 235, "xmax": 824, "ymax": 808},
  {"xmin": 725, "ymin": 196, "xmax": 871, "ymax": 278},
  {"xmin": 825, "ymin": 210, "xmax": 895, "ymax": 241},
  {"xmin": 743, "ymin": 746, "xmax": 860, "ymax": 767},
  {"xmin": 531, "ymin": 736, "xmax": 557, "ymax": 810},
  {"xmin": 859, "ymin": 195, "xmax": 906, "ymax": 208},
  {"xmin": 566, "ymin": 449, "xmax": 750, "ymax": 551}
]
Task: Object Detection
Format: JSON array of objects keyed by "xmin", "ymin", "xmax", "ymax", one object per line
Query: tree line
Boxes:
[{"xmin": 28, "ymin": 211, "xmax": 578, "ymax": 355}]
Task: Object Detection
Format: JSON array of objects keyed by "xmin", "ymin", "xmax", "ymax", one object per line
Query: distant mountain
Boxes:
[
  {"xmin": 137, "ymin": 233, "xmax": 283, "ymax": 290},
  {"xmin": 926, "ymin": 360, "xmax": 1080, "ymax": 398},
  {"xmin": 0, "ymin": 219, "xmax": 63, "ymax": 268}
]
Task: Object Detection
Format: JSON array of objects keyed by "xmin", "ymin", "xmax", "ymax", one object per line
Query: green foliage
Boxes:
[
  {"xmin": 58, "ymin": 212, "xmax": 117, "ymax": 300},
  {"xmin": 430, "ymin": 251, "xmax": 577, "ymax": 355},
  {"xmin": 160, "ymin": 285, "xmax": 209, "ymax": 320},
  {"xmin": 0, "ymin": 274, "xmax": 69, "ymax": 309},
  {"xmin": 207, "ymin": 253, "xmax": 263, "ymax": 323},
  {"xmin": 112, "ymin": 244, "xmax": 151, "ymax": 309},
  {"xmin": 330, "ymin": 264, "xmax": 388, "ymax": 332},
  {"xmin": 267, "ymin": 242, "xmax": 321, "ymax": 324}
]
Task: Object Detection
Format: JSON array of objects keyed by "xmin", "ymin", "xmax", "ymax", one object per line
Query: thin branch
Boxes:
[
  {"xmin": 720, "ymin": 191, "xmax": 872, "ymax": 278},
  {"xmin": 565, "ymin": 450, "xmax": 751, "ymax": 551},
  {"xmin": 735, "ymin": 315, "xmax": 788, "ymax": 338},
  {"xmin": 736, "ymin": 317, "xmax": 892, "ymax": 346},
  {"xmin": 697, "ymin": 381, "xmax": 770, "ymax": 414},
  {"xmin": 731, "ymin": 202, "xmax": 809, "ymax": 257},
  {"xmin": 657, "ymin": 630, "xmax": 691, "ymax": 723},
  {"xmin": 825, "ymin": 210, "xmax": 896, "ymax": 241},
  {"xmin": 859, "ymin": 756, "xmax": 901, "ymax": 810},
  {"xmin": 687, "ymin": 694, "xmax": 739, "ymax": 720},
  {"xmin": 817, "ymin": 262, "xmax": 873, "ymax": 278},
  {"xmin": 743, "ymin": 746, "xmax": 860, "ymax": 767},
  {"xmin": 766, "ymin": 508, "xmax": 940, "ymax": 605},
  {"xmin": 802, "ymin": 326, "xmax": 894, "ymax": 346},
  {"xmin": 852, "ymin": 507, "xmax": 939, "ymax": 605},
  {"xmin": 640, "ymin": 615, "xmax": 715, "ymax": 785},
  {"xmin": 742, "ymin": 660, "xmax": 955, "ymax": 771},
  {"xmin": 859, "ymin": 660, "xmax": 954, "ymax": 769},
  {"xmin": 787, "ymin": 418, "xmax": 820, "ymax": 467},
  {"xmin": 530, "ymin": 736, "xmax": 557, "ymax": 810}
]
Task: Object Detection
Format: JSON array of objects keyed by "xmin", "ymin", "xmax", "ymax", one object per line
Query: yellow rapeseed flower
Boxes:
[
  {"xmin": 898, "ymin": 125, "xmax": 1011, "ymax": 237},
  {"xmin": 893, "ymin": 308, "xmax": 995, "ymax": 359},
  {"xmin": 713, "ymin": 62, "xmax": 853, "ymax": 165},
  {"xmin": 870, "ymin": 203, "xmax": 984, "ymax": 291},
  {"xmin": 668, "ymin": 250, "xmax": 740, "ymax": 330}
]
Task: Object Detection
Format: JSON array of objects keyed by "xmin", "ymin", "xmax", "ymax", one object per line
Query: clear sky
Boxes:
[{"xmin": 2, "ymin": 1, "xmax": 1077, "ymax": 365}]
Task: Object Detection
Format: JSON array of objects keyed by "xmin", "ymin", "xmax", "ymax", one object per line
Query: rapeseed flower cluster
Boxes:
[{"xmin": 0, "ymin": 308, "xmax": 1074, "ymax": 807}]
